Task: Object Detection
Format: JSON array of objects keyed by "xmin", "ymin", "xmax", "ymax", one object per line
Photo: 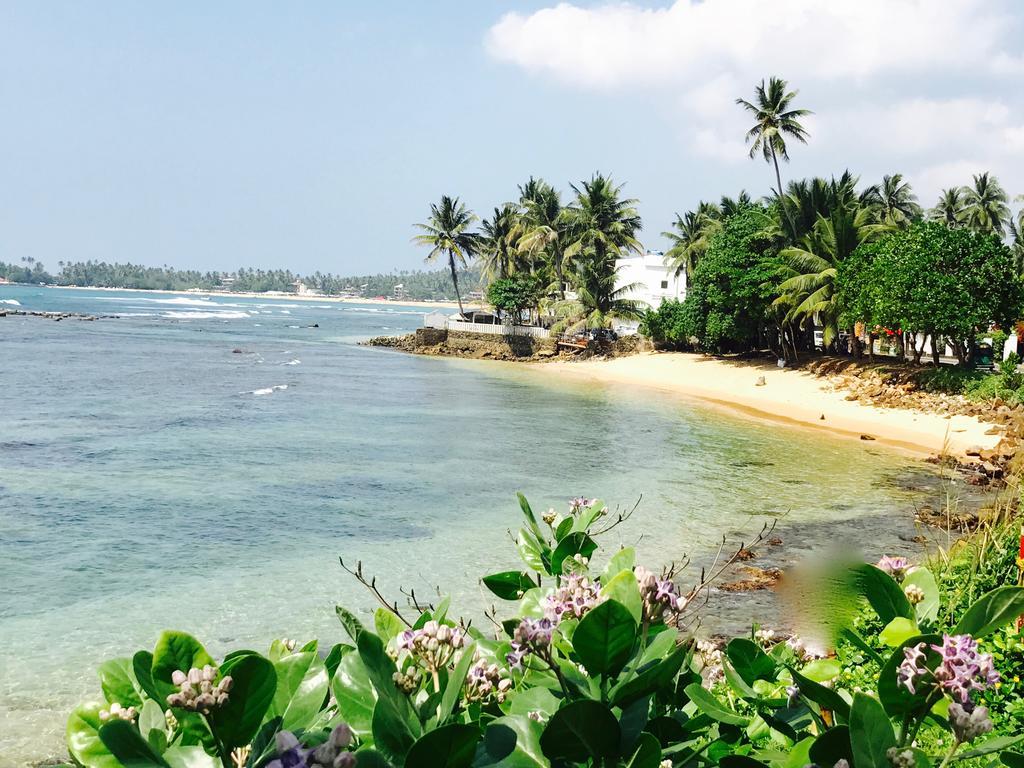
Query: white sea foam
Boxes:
[
  {"xmin": 341, "ymin": 307, "xmax": 421, "ymax": 316},
  {"xmin": 113, "ymin": 312, "xmax": 157, "ymax": 317},
  {"xmin": 0, "ymin": 299, "xmax": 21, "ymax": 306},
  {"xmin": 245, "ymin": 384, "xmax": 288, "ymax": 396},
  {"xmin": 162, "ymin": 310, "xmax": 250, "ymax": 320},
  {"xmin": 287, "ymin": 325, "xmax": 300, "ymax": 329},
  {"xmin": 280, "ymin": 310, "xmax": 291, "ymax": 314},
  {"xmin": 282, "ymin": 359, "xmax": 301, "ymax": 366}
]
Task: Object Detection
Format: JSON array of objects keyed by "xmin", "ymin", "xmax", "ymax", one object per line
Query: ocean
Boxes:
[{"xmin": 0, "ymin": 285, "xmax": 940, "ymax": 765}]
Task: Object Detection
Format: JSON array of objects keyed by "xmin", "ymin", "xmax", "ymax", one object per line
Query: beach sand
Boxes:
[{"xmin": 530, "ymin": 351, "xmax": 998, "ymax": 458}]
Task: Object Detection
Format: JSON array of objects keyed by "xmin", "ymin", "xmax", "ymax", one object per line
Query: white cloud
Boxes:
[{"xmin": 486, "ymin": 0, "xmax": 1019, "ymax": 89}]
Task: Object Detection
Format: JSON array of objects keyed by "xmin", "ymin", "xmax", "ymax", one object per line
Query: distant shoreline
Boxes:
[{"xmin": 11, "ymin": 283, "xmax": 485, "ymax": 311}]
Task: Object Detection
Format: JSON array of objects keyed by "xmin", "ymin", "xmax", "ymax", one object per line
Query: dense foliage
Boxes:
[
  {"xmin": 65, "ymin": 494, "xmax": 1024, "ymax": 768},
  {"xmin": 486, "ymin": 276, "xmax": 542, "ymax": 323},
  {"xmin": 839, "ymin": 223, "xmax": 1024, "ymax": 365}
]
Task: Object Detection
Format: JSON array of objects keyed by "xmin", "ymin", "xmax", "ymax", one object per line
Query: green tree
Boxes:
[
  {"xmin": 517, "ymin": 180, "xmax": 569, "ymax": 298},
  {"xmin": 551, "ymin": 260, "xmax": 646, "ymax": 333},
  {"xmin": 485, "ymin": 275, "xmax": 541, "ymax": 324},
  {"xmin": 662, "ymin": 201, "xmax": 719, "ymax": 280},
  {"xmin": 736, "ymin": 77, "xmax": 812, "ymax": 201},
  {"xmin": 562, "ymin": 173, "xmax": 643, "ymax": 283},
  {"xmin": 861, "ymin": 173, "xmax": 922, "ymax": 227},
  {"xmin": 961, "ymin": 172, "xmax": 1010, "ymax": 235},
  {"xmin": 479, "ymin": 203, "xmax": 523, "ymax": 281},
  {"xmin": 413, "ymin": 196, "xmax": 481, "ymax": 316},
  {"xmin": 928, "ymin": 187, "xmax": 966, "ymax": 227},
  {"xmin": 839, "ymin": 221, "xmax": 1024, "ymax": 366}
]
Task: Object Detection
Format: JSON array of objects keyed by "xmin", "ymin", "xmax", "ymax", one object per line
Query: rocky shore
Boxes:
[
  {"xmin": 804, "ymin": 358, "xmax": 1024, "ymax": 489},
  {"xmin": 0, "ymin": 308, "xmax": 111, "ymax": 321},
  {"xmin": 363, "ymin": 328, "xmax": 647, "ymax": 362}
]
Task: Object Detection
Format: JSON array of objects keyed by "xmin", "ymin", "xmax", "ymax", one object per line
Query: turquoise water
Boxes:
[{"xmin": 0, "ymin": 285, "xmax": 937, "ymax": 765}]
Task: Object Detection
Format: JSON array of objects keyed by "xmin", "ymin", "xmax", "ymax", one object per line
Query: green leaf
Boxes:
[
  {"xmin": 849, "ymin": 693, "xmax": 896, "ymax": 768},
  {"xmin": 133, "ymin": 651, "xmax": 160, "ymax": 702},
  {"xmin": 877, "ymin": 634, "xmax": 941, "ymax": 718},
  {"xmin": 359, "ymin": 631, "xmax": 417, "ymax": 763},
  {"xmin": 550, "ymin": 532, "xmax": 597, "ymax": 575},
  {"xmin": 374, "ymin": 609, "xmax": 405, "ymax": 643},
  {"xmin": 354, "ymin": 750, "xmax": 393, "ymax": 768},
  {"xmin": 484, "ymin": 714, "xmax": 547, "ymax": 767},
  {"xmin": 482, "ymin": 572, "xmax": 537, "ymax": 601},
  {"xmin": 517, "ymin": 492, "xmax": 547, "ymax": 542},
  {"xmin": 725, "ymin": 639, "xmax": 777, "ymax": 686},
  {"xmin": 602, "ymin": 547, "xmax": 636, "ymax": 582},
  {"xmin": 841, "ymin": 628, "xmax": 884, "ymax": 666},
  {"xmin": 99, "ymin": 658, "xmax": 145, "ymax": 709},
  {"xmin": 801, "ymin": 658, "xmax": 842, "ymax": 683},
  {"xmin": 880, "ymin": 617, "xmax": 920, "ymax": 648},
  {"xmin": 572, "ymin": 599, "xmax": 637, "ymax": 677},
  {"xmin": 953, "ymin": 587, "xmax": 1024, "ymax": 638},
  {"xmin": 161, "ymin": 746, "xmax": 219, "ymax": 768},
  {"xmin": 439, "ymin": 643, "xmax": 477, "ymax": 724},
  {"xmin": 951, "ymin": 736, "xmax": 1024, "ymax": 763},
  {"xmin": 809, "ymin": 725, "xmax": 853, "ymax": 768},
  {"xmin": 540, "ymin": 700, "xmax": 621, "ymax": 763},
  {"xmin": 610, "ymin": 642, "xmax": 691, "ymax": 707},
  {"xmin": 517, "ymin": 529, "xmax": 546, "ymax": 573},
  {"xmin": 1000, "ymin": 751, "xmax": 1024, "ymax": 768},
  {"xmin": 404, "ymin": 723, "xmax": 480, "ymax": 768},
  {"xmin": 789, "ymin": 667, "xmax": 851, "ymax": 722},
  {"xmin": 853, "ymin": 564, "xmax": 914, "ymax": 623},
  {"xmin": 599, "ymin": 570, "xmax": 644, "ymax": 624},
  {"xmin": 137, "ymin": 700, "xmax": 167, "ymax": 747},
  {"xmin": 336, "ymin": 605, "xmax": 367, "ymax": 643},
  {"xmin": 98, "ymin": 720, "xmax": 171, "ymax": 767},
  {"xmin": 151, "ymin": 632, "xmax": 214, "ymax": 700},
  {"xmin": 66, "ymin": 703, "xmax": 121, "ymax": 768},
  {"xmin": 332, "ymin": 652, "xmax": 376, "ymax": 738},
  {"xmin": 683, "ymin": 683, "xmax": 748, "ymax": 725},
  {"xmin": 207, "ymin": 653, "xmax": 276, "ymax": 749},
  {"xmin": 270, "ymin": 650, "xmax": 330, "ymax": 731},
  {"xmin": 572, "ymin": 500, "xmax": 607, "ymax": 533},
  {"xmin": 507, "ymin": 686, "xmax": 561, "ymax": 718},
  {"xmin": 784, "ymin": 737, "xmax": 815, "ymax": 768},
  {"xmin": 903, "ymin": 568, "xmax": 940, "ymax": 623},
  {"xmin": 625, "ymin": 732, "xmax": 662, "ymax": 768}
]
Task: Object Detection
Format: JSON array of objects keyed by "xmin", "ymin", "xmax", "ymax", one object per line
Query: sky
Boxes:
[{"xmin": 2, "ymin": 0, "xmax": 1023, "ymax": 276}]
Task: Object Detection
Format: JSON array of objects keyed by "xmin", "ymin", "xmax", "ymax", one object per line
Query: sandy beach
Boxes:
[{"xmin": 530, "ymin": 351, "xmax": 999, "ymax": 458}]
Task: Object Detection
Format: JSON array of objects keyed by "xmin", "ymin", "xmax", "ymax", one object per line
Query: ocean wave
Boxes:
[
  {"xmin": 162, "ymin": 310, "xmax": 250, "ymax": 320},
  {"xmin": 0, "ymin": 299, "xmax": 21, "ymax": 306},
  {"xmin": 282, "ymin": 359, "xmax": 301, "ymax": 366},
  {"xmin": 340, "ymin": 307, "xmax": 422, "ymax": 316},
  {"xmin": 244, "ymin": 384, "xmax": 289, "ymax": 396},
  {"xmin": 113, "ymin": 312, "xmax": 157, "ymax": 317},
  {"xmin": 279, "ymin": 310, "xmax": 291, "ymax": 314}
]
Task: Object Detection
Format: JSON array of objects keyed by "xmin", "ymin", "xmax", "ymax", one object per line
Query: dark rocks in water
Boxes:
[
  {"xmin": 719, "ymin": 566, "xmax": 782, "ymax": 592},
  {"xmin": 860, "ymin": 433, "xmax": 876, "ymax": 441},
  {"xmin": 232, "ymin": 348, "xmax": 243, "ymax": 354},
  {"xmin": 307, "ymin": 323, "xmax": 319, "ymax": 328}
]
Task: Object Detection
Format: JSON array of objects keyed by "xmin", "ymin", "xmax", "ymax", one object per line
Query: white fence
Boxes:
[{"xmin": 445, "ymin": 319, "xmax": 550, "ymax": 339}]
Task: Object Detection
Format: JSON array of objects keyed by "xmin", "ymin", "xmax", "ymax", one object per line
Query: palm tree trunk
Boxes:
[
  {"xmin": 555, "ymin": 248, "xmax": 566, "ymax": 301},
  {"xmin": 448, "ymin": 251, "xmax": 465, "ymax": 316},
  {"xmin": 769, "ymin": 144, "xmax": 798, "ymax": 239}
]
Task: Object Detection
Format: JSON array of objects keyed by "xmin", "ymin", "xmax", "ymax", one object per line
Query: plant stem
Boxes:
[{"xmin": 937, "ymin": 739, "xmax": 962, "ymax": 768}]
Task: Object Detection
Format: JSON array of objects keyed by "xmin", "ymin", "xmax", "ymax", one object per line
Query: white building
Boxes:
[{"xmin": 612, "ymin": 251, "xmax": 686, "ymax": 333}]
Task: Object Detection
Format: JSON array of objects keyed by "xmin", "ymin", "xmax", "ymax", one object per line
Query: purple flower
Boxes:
[
  {"xmin": 543, "ymin": 574, "xmax": 602, "ymax": 623},
  {"xmin": 876, "ymin": 556, "xmax": 911, "ymax": 581},
  {"xmin": 635, "ymin": 566, "xmax": 686, "ymax": 623},
  {"xmin": 267, "ymin": 725, "xmax": 354, "ymax": 768},
  {"xmin": 948, "ymin": 702, "xmax": 993, "ymax": 742},
  {"xmin": 569, "ymin": 497, "xmax": 594, "ymax": 514},
  {"xmin": 507, "ymin": 618, "xmax": 554, "ymax": 670},
  {"xmin": 896, "ymin": 634, "xmax": 999, "ymax": 704}
]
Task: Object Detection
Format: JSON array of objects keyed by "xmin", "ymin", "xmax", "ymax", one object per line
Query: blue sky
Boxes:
[{"xmin": 2, "ymin": 1, "xmax": 1023, "ymax": 275}]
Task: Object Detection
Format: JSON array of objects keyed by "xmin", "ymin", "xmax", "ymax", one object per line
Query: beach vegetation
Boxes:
[
  {"xmin": 413, "ymin": 196, "xmax": 483, "ymax": 316},
  {"xmin": 65, "ymin": 493, "xmax": 1024, "ymax": 768}
]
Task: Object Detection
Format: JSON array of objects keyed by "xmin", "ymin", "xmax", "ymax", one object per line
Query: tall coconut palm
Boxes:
[
  {"xmin": 518, "ymin": 182, "xmax": 569, "ymax": 297},
  {"xmin": 1009, "ymin": 208, "xmax": 1024, "ymax": 272},
  {"xmin": 479, "ymin": 203, "xmax": 523, "ymax": 281},
  {"xmin": 718, "ymin": 191, "xmax": 751, "ymax": 218},
  {"xmin": 413, "ymin": 196, "xmax": 481, "ymax": 316},
  {"xmin": 736, "ymin": 77, "xmax": 812, "ymax": 200},
  {"xmin": 562, "ymin": 173, "xmax": 643, "ymax": 279},
  {"xmin": 775, "ymin": 203, "xmax": 887, "ymax": 346},
  {"xmin": 928, "ymin": 187, "xmax": 966, "ymax": 227},
  {"xmin": 961, "ymin": 172, "xmax": 1010, "ymax": 235},
  {"xmin": 861, "ymin": 173, "xmax": 922, "ymax": 227}
]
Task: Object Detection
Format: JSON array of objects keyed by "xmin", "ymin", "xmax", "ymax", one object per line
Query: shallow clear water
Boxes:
[{"xmin": 0, "ymin": 285, "xmax": 939, "ymax": 766}]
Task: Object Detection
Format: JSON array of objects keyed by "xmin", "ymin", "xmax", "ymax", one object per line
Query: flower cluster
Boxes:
[
  {"xmin": 268, "ymin": 724, "xmax": 354, "ymax": 768},
  {"xmin": 464, "ymin": 658, "xmax": 513, "ymax": 703},
  {"xmin": 98, "ymin": 702, "xmax": 137, "ymax": 723},
  {"xmin": 696, "ymin": 639, "xmax": 724, "ymax": 684},
  {"xmin": 396, "ymin": 621, "xmax": 466, "ymax": 672},
  {"xmin": 635, "ymin": 566, "xmax": 686, "ymax": 623},
  {"xmin": 569, "ymin": 497, "xmax": 594, "ymax": 514},
  {"xmin": 948, "ymin": 702, "xmax": 994, "ymax": 743},
  {"xmin": 754, "ymin": 628, "xmax": 776, "ymax": 647},
  {"xmin": 785, "ymin": 635, "xmax": 824, "ymax": 662},
  {"xmin": 904, "ymin": 584, "xmax": 925, "ymax": 605},
  {"xmin": 506, "ymin": 618, "xmax": 554, "ymax": 670},
  {"xmin": 166, "ymin": 665, "xmax": 232, "ymax": 714},
  {"xmin": 876, "ymin": 555, "xmax": 911, "ymax": 580},
  {"xmin": 391, "ymin": 665, "xmax": 422, "ymax": 694},
  {"xmin": 543, "ymin": 573, "xmax": 602, "ymax": 623},
  {"xmin": 897, "ymin": 634, "xmax": 999, "ymax": 704},
  {"xmin": 886, "ymin": 748, "xmax": 916, "ymax": 768}
]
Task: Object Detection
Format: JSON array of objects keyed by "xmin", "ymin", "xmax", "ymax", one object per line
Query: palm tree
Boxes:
[
  {"xmin": 718, "ymin": 191, "xmax": 751, "ymax": 218},
  {"xmin": 961, "ymin": 172, "xmax": 1010, "ymax": 235},
  {"xmin": 736, "ymin": 77, "xmax": 812, "ymax": 201},
  {"xmin": 413, "ymin": 196, "xmax": 481, "ymax": 316},
  {"xmin": 517, "ymin": 181, "xmax": 570, "ymax": 297},
  {"xmin": 1009, "ymin": 207, "xmax": 1024, "ymax": 272},
  {"xmin": 551, "ymin": 260, "xmax": 646, "ymax": 333},
  {"xmin": 562, "ymin": 173, "xmax": 643, "ymax": 278},
  {"xmin": 775, "ymin": 203, "xmax": 887, "ymax": 347},
  {"xmin": 663, "ymin": 201, "xmax": 719, "ymax": 279},
  {"xmin": 862, "ymin": 173, "xmax": 922, "ymax": 227},
  {"xmin": 928, "ymin": 187, "xmax": 966, "ymax": 227},
  {"xmin": 479, "ymin": 203, "xmax": 523, "ymax": 281}
]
